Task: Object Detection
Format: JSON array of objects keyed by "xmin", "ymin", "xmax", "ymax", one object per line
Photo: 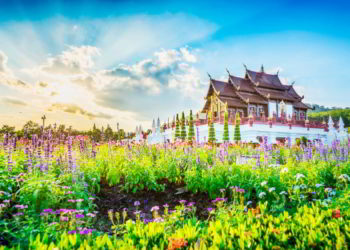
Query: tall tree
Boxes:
[
  {"xmin": 223, "ymin": 110, "xmax": 229, "ymax": 142},
  {"xmin": 188, "ymin": 110, "xmax": 195, "ymax": 142},
  {"xmin": 180, "ymin": 112, "xmax": 187, "ymax": 140},
  {"xmin": 105, "ymin": 124, "xmax": 113, "ymax": 141},
  {"xmin": 234, "ymin": 112, "xmax": 241, "ymax": 142},
  {"xmin": 208, "ymin": 112, "xmax": 216, "ymax": 144},
  {"xmin": 0, "ymin": 125, "xmax": 15, "ymax": 135},
  {"xmin": 175, "ymin": 114, "xmax": 181, "ymax": 139}
]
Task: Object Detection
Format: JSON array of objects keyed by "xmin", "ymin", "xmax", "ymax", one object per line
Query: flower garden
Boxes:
[{"xmin": 0, "ymin": 133, "xmax": 350, "ymax": 249}]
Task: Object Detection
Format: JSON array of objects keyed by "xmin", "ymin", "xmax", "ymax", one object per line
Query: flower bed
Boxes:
[{"xmin": 0, "ymin": 135, "xmax": 349, "ymax": 249}]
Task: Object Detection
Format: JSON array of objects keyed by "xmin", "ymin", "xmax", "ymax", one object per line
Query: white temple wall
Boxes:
[
  {"xmin": 147, "ymin": 122, "xmax": 348, "ymax": 145},
  {"xmin": 268, "ymin": 101, "xmax": 276, "ymax": 117}
]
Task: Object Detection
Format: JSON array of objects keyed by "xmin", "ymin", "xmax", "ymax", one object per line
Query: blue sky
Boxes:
[{"xmin": 0, "ymin": 0, "xmax": 349, "ymax": 130}]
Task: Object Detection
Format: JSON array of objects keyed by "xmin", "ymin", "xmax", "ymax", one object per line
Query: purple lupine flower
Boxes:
[
  {"xmin": 196, "ymin": 126, "xmax": 200, "ymax": 144},
  {"xmin": 207, "ymin": 207, "xmax": 214, "ymax": 212},
  {"xmin": 134, "ymin": 201, "xmax": 140, "ymax": 207},
  {"xmin": 179, "ymin": 200, "xmax": 187, "ymax": 204},
  {"xmin": 255, "ymin": 154, "xmax": 261, "ymax": 167},
  {"xmin": 68, "ymin": 230, "xmax": 76, "ymax": 234},
  {"xmin": 163, "ymin": 204, "xmax": 169, "ymax": 208},
  {"xmin": 43, "ymin": 209, "xmax": 53, "ymax": 213},
  {"xmin": 144, "ymin": 218, "xmax": 153, "ymax": 224}
]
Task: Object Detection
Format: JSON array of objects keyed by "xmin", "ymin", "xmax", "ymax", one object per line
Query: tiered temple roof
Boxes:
[{"xmin": 203, "ymin": 65, "xmax": 311, "ymax": 112}]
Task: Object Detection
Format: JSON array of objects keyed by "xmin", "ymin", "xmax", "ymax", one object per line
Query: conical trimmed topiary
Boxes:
[
  {"xmin": 188, "ymin": 110, "xmax": 195, "ymax": 142},
  {"xmin": 208, "ymin": 112, "xmax": 216, "ymax": 143},
  {"xmin": 223, "ymin": 110, "xmax": 229, "ymax": 142},
  {"xmin": 175, "ymin": 114, "xmax": 181, "ymax": 139},
  {"xmin": 234, "ymin": 112, "xmax": 241, "ymax": 142},
  {"xmin": 181, "ymin": 112, "xmax": 187, "ymax": 140}
]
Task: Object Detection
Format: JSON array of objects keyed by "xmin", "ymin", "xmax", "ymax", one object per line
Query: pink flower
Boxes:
[
  {"xmin": 76, "ymin": 214, "xmax": 84, "ymax": 219},
  {"xmin": 187, "ymin": 202, "xmax": 196, "ymax": 207},
  {"xmin": 151, "ymin": 206, "xmax": 159, "ymax": 212},
  {"xmin": 60, "ymin": 216, "xmax": 69, "ymax": 221}
]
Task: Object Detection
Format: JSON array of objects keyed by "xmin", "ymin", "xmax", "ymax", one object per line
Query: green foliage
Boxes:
[
  {"xmin": 208, "ymin": 112, "xmax": 216, "ymax": 143},
  {"xmin": 175, "ymin": 114, "xmax": 180, "ymax": 139},
  {"xmin": 308, "ymin": 108, "xmax": 350, "ymax": 127},
  {"xmin": 0, "ymin": 125, "xmax": 15, "ymax": 135},
  {"xmin": 4, "ymin": 199, "xmax": 350, "ymax": 249},
  {"xmin": 180, "ymin": 112, "xmax": 186, "ymax": 140},
  {"xmin": 223, "ymin": 110, "xmax": 229, "ymax": 142},
  {"xmin": 188, "ymin": 110, "xmax": 195, "ymax": 142},
  {"xmin": 234, "ymin": 112, "xmax": 241, "ymax": 142}
]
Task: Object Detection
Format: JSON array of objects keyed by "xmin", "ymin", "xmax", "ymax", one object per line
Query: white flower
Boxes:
[
  {"xmin": 300, "ymin": 184, "xmax": 307, "ymax": 189},
  {"xmin": 258, "ymin": 192, "xmax": 266, "ymax": 198},
  {"xmin": 268, "ymin": 187, "xmax": 276, "ymax": 193},
  {"xmin": 296, "ymin": 173, "xmax": 305, "ymax": 181},
  {"xmin": 325, "ymin": 187, "xmax": 332, "ymax": 193},
  {"xmin": 281, "ymin": 167, "xmax": 288, "ymax": 173},
  {"xmin": 260, "ymin": 181, "xmax": 268, "ymax": 187},
  {"xmin": 280, "ymin": 191, "xmax": 288, "ymax": 195},
  {"xmin": 246, "ymin": 201, "xmax": 252, "ymax": 206},
  {"xmin": 293, "ymin": 185, "xmax": 300, "ymax": 190},
  {"xmin": 339, "ymin": 174, "xmax": 350, "ymax": 181},
  {"xmin": 315, "ymin": 183, "xmax": 324, "ymax": 188}
]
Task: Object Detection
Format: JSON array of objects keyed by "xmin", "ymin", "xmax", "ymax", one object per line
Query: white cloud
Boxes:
[
  {"xmin": 99, "ymin": 47, "xmax": 202, "ymax": 96},
  {"xmin": 39, "ymin": 45, "xmax": 100, "ymax": 75},
  {"xmin": 0, "ymin": 50, "xmax": 10, "ymax": 73},
  {"xmin": 0, "ymin": 50, "xmax": 31, "ymax": 90},
  {"xmin": 48, "ymin": 103, "xmax": 112, "ymax": 120},
  {"xmin": 1, "ymin": 96, "xmax": 27, "ymax": 106}
]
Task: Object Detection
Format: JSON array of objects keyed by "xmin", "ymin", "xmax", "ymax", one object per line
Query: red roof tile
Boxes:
[
  {"xmin": 218, "ymin": 96, "xmax": 247, "ymax": 108},
  {"xmin": 246, "ymin": 69, "xmax": 285, "ymax": 90}
]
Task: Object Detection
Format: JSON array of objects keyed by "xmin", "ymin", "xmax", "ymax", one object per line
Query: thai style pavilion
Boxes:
[
  {"xmin": 146, "ymin": 65, "xmax": 348, "ymax": 145},
  {"xmin": 202, "ymin": 65, "xmax": 311, "ymax": 121}
]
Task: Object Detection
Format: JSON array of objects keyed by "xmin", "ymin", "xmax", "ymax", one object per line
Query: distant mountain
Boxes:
[
  {"xmin": 308, "ymin": 105, "xmax": 350, "ymax": 128},
  {"xmin": 307, "ymin": 104, "xmax": 350, "ymax": 113}
]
